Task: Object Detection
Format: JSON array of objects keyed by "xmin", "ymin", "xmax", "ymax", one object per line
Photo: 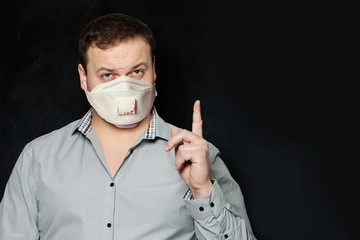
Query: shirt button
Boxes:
[
  {"xmin": 199, "ymin": 207, "xmax": 204, "ymax": 211},
  {"xmin": 224, "ymin": 234, "xmax": 229, "ymax": 238},
  {"xmin": 107, "ymin": 223, "xmax": 112, "ymax": 228},
  {"xmin": 110, "ymin": 182, "xmax": 114, "ymax": 187},
  {"xmin": 210, "ymin": 202, "xmax": 215, "ymax": 207}
]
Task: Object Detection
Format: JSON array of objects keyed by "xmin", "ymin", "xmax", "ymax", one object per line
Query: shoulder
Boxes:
[
  {"xmin": 12, "ymin": 119, "xmax": 81, "ymax": 175},
  {"xmin": 23, "ymin": 119, "xmax": 82, "ymax": 158}
]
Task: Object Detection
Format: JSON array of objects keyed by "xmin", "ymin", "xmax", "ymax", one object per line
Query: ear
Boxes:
[
  {"xmin": 78, "ymin": 63, "xmax": 87, "ymax": 91},
  {"xmin": 152, "ymin": 56, "xmax": 157, "ymax": 81}
]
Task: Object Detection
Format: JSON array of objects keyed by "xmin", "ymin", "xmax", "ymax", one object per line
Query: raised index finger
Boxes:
[{"xmin": 192, "ymin": 100, "xmax": 203, "ymax": 137}]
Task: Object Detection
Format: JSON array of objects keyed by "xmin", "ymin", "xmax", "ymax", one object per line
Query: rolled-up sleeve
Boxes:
[
  {"xmin": 0, "ymin": 145, "xmax": 39, "ymax": 240},
  {"xmin": 183, "ymin": 143, "xmax": 256, "ymax": 240}
]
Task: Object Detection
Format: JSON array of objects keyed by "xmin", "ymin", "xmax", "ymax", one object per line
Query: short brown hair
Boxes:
[{"xmin": 79, "ymin": 13, "xmax": 156, "ymax": 71}]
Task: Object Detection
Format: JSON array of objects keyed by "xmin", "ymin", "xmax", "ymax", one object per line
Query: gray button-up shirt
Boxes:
[{"xmin": 0, "ymin": 108, "xmax": 256, "ymax": 240}]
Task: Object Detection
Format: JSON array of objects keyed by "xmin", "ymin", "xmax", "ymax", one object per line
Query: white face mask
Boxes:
[{"xmin": 85, "ymin": 76, "xmax": 157, "ymax": 128}]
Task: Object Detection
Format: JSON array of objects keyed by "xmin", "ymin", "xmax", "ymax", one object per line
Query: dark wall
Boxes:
[{"xmin": 0, "ymin": 0, "xmax": 357, "ymax": 239}]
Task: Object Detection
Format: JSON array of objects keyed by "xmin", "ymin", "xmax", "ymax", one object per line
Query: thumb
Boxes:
[
  {"xmin": 171, "ymin": 126, "xmax": 180, "ymax": 137},
  {"xmin": 164, "ymin": 127, "xmax": 181, "ymax": 152}
]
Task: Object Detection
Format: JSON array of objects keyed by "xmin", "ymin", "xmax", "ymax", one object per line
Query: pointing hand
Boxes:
[{"xmin": 165, "ymin": 100, "xmax": 212, "ymax": 198}]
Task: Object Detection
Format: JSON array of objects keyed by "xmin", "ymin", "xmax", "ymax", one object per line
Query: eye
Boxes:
[
  {"xmin": 134, "ymin": 69, "xmax": 141, "ymax": 75},
  {"xmin": 102, "ymin": 73, "xmax": 115, "ymax": 81},
  {"xmin": 128, "ymin": 69, "xmax": 144, "ymax": 79}
]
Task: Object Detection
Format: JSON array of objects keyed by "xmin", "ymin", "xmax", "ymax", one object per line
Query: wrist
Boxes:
[{"xmin": 190, "ymin": 180, "xmax": 213, "ymax": 199}]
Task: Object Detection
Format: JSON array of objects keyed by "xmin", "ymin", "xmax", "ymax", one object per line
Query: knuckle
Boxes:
[
  {"xmin": 201, "ymin": 147, "xmax": 208, "ymax": 155},
  {"xmin": 182, "ymin": 129, "xmax": 190, "ymax": 135},
  {"xmin": 175, "ymin": 155, "xmax": 182, "ymax": 167},
  {"xmin": 201, "ymin": 139, "xmax": 209, "ymax": 148},
  {"xmin": 194, "ymin": 146, "xmax": 207, "ymax": 156},
  {"xmin": 178, "ymin": 144, "xmax": 185, "ymax": 152},
  {"xmin": 201, "ymin": 143, "xmax": 209, "ymax": 154},
  {"xmin": 177, "ymin": 147, "xmax": 187, "ymax": 159}
]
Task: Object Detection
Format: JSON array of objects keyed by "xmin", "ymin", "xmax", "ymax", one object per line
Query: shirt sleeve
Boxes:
[
  {"xmin": 0, "ymin": 145, "xmax": 39, "ymax": 240},
  {"xmin": 183, "ymin": 143, "xmax": 256, "ymax": 240}
]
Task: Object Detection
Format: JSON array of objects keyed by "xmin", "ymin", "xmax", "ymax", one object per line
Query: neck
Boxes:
[{"xmin": 91, "ymin": 110, "xmax": 152, "ymax": 140}]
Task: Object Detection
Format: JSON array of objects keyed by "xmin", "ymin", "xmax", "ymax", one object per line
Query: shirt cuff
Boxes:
[{"xmin": 183, "ymin": 180, "xmax": 225, "ymax": 220}]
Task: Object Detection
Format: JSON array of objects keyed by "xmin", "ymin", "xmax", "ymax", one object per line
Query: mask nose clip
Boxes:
[{"xmin": 117, "ymin": 97, "xmax": 137, "ymax": 115}]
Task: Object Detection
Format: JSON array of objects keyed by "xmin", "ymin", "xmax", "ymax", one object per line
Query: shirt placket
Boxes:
[
  {"xmin": 104, "ymin": 179, "xmax": 116, "ymax": 239},
  {"xmin": 85, "ymin": 129, "xmax": 117, "ymax": 239}
]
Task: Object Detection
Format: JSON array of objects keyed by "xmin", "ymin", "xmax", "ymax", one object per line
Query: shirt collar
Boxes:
[
  {"xmin": 144, "ymin": 108, "xmax": 156, "ymax": 139},
  {"xmin": 74, "ymin": 108, "xmax": 93, "ymax": 135},
  {"xmin": 73, "ymin": 107, "xmax": 160, "ymax": 140}
]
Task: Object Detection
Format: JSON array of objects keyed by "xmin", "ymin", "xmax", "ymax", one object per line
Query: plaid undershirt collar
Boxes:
[{"xmin": 76, "ymin": 107, "xmax": 156, "ymax": 139}]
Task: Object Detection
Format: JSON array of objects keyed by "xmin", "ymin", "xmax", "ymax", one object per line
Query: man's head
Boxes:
[
  {"xmin": 78, "ymin": 13, "xmax": 156, "ymax": 73},
  {"xmin": 78, "ymin": 13, "xmax": 157, "ymax": 92},
  {"xmin": 77, "ymin": 13, "xmax": 158, "ymax": 128}
]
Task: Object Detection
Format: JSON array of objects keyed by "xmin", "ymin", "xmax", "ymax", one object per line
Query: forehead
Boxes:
[{"xmin": 86, "ymin": 38, "xmax": 152, "ymax": 69}]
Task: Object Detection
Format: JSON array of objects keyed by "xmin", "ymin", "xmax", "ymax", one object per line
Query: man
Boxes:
[{"xmin": 0, "ymin": 13, "xmax": 256, "ymax": 239}]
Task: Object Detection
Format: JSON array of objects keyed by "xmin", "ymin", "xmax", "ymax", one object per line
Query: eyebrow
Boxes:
[
  {"xmin": 96, "ymin": 62, "xmax": 149, "ymax": 74},
  {"xmin": 132, "ymin": 62, "xmax": 148, "ymax": 70}
]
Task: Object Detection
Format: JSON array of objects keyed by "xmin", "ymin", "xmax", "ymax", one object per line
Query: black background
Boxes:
[{"xmin": 0, "ymin": 0, "xmax": 358, "ymax": 239}]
